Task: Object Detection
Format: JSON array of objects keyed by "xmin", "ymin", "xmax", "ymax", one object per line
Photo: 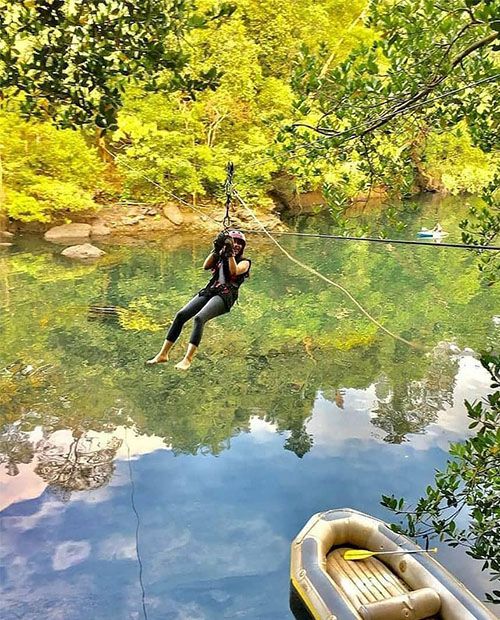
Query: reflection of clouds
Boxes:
[
  {"xmin": 83, "ymin": 426, "xmax": 171, "ymax": 460},
  {"xmin": 4, "ymin": 499, "xmax": 65, "ymax": 532},
  {"xmin": 71, "ymin": 485, "xmax": 114, "ymax": 505},
  {"xmin": 248, "ymin": 416, "xmax": 278, "ymax": 442},
  {"xmin": 308, "ymin": 394, "xmax": 384, "ymax": 453},
  {"xmin": 0, "ymin": 426, "xmax": 172, "ymax": 511},
  {"xmin": 148, "ymin": 517, "xmax": 288, "ymax": 582},
  {"xmin": 0, "ymin": 462, "xmax": 47, "ymax": 511},
  {"xmin": 52, "ymin": 541, "xmax": 91, "ymax": 571},
  {"xmin": 98, "ymin": 534, "xmax": 136, "ymax": 561},
  {"xmin": 309, "ymin": 356, "xmax": 493, "ymax": 454},
  {"xmin": 437, "ymin": 357, "xmax": 492, "ymax": 434}
]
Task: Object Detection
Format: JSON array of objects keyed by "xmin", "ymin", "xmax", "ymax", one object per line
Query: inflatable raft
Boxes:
[{"xmin": 290, "ymin": 508, "xmax": 495, "ymax": 620}]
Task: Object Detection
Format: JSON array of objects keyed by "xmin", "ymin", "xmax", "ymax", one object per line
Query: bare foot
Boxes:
[
  {"xmin": 175, "ymin": 358, "xmax": 192, "ymax": 371},
  {"xmin": 145, "ymin": 353, "xmax": 169, "ymax": 365}
]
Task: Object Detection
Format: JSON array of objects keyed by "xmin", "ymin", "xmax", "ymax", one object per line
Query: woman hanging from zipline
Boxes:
[{"xmin": 146, "ymin": 230, "xmax": 251, "ymax": 370}]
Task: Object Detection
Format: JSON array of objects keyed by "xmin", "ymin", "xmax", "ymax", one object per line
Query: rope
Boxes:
[
  {"xmin": 125, "ymin": 428, "xmax": 149, "ymax": 620},
  {"xmin": 100, "ymin": 147, "xmax": 491, "ymax": 349},
  {"xmin": 233, "ymin": 189, "xmax": 423, "ymax": 350},
  {"xmin": 102, "ymin": 145, "xmax": 221, "ymax": 226},
  {"xmin": 237, "ymin": 229, "xmax": 500, "ymax": 251},
  {"xmin": 223, "ymin": 161, "xmax": 234, "ymax": 228}
]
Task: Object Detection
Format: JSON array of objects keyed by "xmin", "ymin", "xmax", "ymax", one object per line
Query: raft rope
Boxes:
[
  {"xmin": 232, "ymin": 188, "xmax": 422, "ymax": 350},
  {"xmin": 125, "ymin": 427, "xmax": 149, "ymax": 620}
]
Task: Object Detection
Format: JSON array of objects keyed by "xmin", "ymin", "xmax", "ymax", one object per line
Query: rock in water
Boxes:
[
  {"xmin": 61, "ymin": 243, "xmax": 106, "ymax": 259},
  {"xmin": 163, "ymin": 203, "xmax": 183, "ymax": 225},
  {"xmin": 45, "ymin": 223, "xmax": 92, "ymax": 241},
  {"xmin": 91, "ymin": 222, "xmax": 112, "ymax": 236}
]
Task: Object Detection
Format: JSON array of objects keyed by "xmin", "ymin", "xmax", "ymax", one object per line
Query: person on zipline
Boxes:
[{"xmin": 146, "ymin": 230, "xmax": 251, "ymax": 370}]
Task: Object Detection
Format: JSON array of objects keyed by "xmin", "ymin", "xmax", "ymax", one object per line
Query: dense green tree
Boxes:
[
  {"xmin": 0, "ymin": 108, "xmax": 105, "ymax": 221},
  {"xmin": 0, "ymin": 0, "xmax": 235, "ymax": 129},
  {"xmin": 382, "ymin": 354, "xmax": 500, "ymax": 603}
]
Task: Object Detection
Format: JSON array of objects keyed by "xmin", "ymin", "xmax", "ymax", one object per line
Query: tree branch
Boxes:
[{"xmin": 299, "ymin": 32, "xmax": 498, "ymax": 141}]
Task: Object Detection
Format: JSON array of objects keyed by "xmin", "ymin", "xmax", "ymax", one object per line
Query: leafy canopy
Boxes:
[
  {"xmin": 290, "ymin": 0, "xmax": 499, "ymax": 275},
  {"xmin": 382, "ymin": 354, "xmax": 500, "ymax": 604},
  {"xmin": 0, "ymin": 0, "xmax": 235, "ymax": 129}
]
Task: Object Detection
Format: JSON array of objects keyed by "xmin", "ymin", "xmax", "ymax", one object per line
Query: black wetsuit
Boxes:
[{"xmin": 166, "ymin": 255, "xmax": 251, "ymax": 346}]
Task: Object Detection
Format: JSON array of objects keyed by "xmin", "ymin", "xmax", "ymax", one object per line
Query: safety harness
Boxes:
[{"xmin": 199, "ymin": 255, "xmax": 251, "ymax": 311}]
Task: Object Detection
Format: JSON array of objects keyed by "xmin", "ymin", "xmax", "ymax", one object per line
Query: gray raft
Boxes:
[{"xmin": 290, "ymin": 508, "xmax": 495, "ymax": 620}]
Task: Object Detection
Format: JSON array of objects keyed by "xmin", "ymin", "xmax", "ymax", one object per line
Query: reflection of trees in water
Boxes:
[
  {"xmin": 372, "ymin": 345, "xmax": 460, "ymax": 443},
  {"xmin": 0, "ymin": 424, "xmax": 34, "ymax": 476},
  {"xmin": 35, "ymin": 434, "xmax": 122, "ymax": 501},
  {"xmin": 3, "ymin": 226, "xmax": 495, "ymax": 462},
  {"xmin": 284, "ymin": 425, "xmax": 313, "ymax": 458}
]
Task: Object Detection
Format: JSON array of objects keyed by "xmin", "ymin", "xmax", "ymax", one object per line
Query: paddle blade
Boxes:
[{"xmin": 343, "ymin": 549, "xmax": 375, "ymax": 561}]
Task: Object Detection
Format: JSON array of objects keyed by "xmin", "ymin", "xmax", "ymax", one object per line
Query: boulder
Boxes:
[
  {"xmin": 0, "ymin": 231, "xmax": 14, "ymax": 238},
  {"xmin": 163, "ymin": 203, "xmax": 183, "ymax": 225},
  {"xmin": 123, "ymin": 215, "xmax": 145, "ymax": 225},
  {"xmin": 91, "ymin": 222, "xmax": 112, "ymax": 236},
  {"xmin": 0, "ymin": 242, "xmax": 13, "ymax": 248},
  {"xmin": 61, "ymin": 243, "xmax": 106, "ymax": 260},
  {"xmin": 45, "ymin": 223, "xmax": 92, "ymax": 241}
]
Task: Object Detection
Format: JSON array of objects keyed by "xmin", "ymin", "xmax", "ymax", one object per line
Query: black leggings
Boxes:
[{"xmin": 166, "ymin": 294, "xmax": 227, "ymax": 347}]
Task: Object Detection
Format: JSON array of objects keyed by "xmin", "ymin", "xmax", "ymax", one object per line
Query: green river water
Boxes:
[{"xmin": 0, "ymin": 195, "xmax": 498, "ymax": 619}]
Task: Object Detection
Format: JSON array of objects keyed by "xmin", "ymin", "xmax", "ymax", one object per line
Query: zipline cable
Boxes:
[
  {"xmin": 238, "ymin": 229, "xmax": 500, "ymax": 251},
  {"xmin": 223, "ymin": 161, "xmax": 234, "ymax": 228},
  {"xmin": 100, "ymin": 149, "xmax": 492, "ymax": 349},
  {"xmin": 232, "ymin": 188, "xmax": 423, "ymax": 350}
]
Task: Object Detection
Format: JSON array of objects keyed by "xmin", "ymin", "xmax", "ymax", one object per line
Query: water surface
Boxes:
[{"xmin": 1, "ymin": 195, "xmax": 498, "ymax": 619}]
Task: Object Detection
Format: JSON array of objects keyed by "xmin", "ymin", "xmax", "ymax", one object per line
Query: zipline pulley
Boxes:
[{"xmin": 223, "ymin": 161, "xmax": 235, "ymax": 229}]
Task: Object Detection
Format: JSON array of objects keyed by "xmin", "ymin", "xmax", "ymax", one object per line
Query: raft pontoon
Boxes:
[{"xmin": 290, "ymin": 508, "xmax": 495, "ymax": 620}]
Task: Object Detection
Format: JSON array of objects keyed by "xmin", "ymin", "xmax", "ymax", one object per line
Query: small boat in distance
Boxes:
[
  {"xmin": 417, "ymin": 224, "xmax": 448, "ymax": 239},
  {"xmin": 290, "ymin": 508, "xmax": 495, "ymax": 620}
]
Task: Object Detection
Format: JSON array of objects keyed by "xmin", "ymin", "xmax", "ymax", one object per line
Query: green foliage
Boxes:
[
  {"xmin": 381, "ymin": 354, "xmax": 500, "ymax": 603},
  {"xmin": 6, "ymin": 179, "xmax": 96, "ymax": 222},
  {"xmin": 423, "ymin": 127, "xmax": 497, "ymax": 195},
  {"xmin": 1, "ymin": 0, "xmax": 498, "ymax": 238},
  {"xmin": 0, "ymin": 107, "xmax": 104, "ymax": 222},
  {"xmin": 460, "ymin": 177, "xmax": 500, "ymax": 285},
  {"xmin": 0, "ymin": 0, "xmax": 235, "ymax": 129},
  {"xmin": 291, "ymin": 0, "xmax": 499, "ymax": 271}
]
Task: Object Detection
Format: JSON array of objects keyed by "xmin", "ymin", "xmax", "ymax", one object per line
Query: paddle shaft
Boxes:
[{"xmin": 344, "ymin": 548, "xmax": 437, "ymax": 560}]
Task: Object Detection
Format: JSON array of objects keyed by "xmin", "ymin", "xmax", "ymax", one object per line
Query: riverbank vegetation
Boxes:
[
  {"xmin": 1, "ymin": 0, "xmax": 498, "ymax": 239},
  {"xmin": 382, "ymin": 353, "xmax": 500, "ymax": 604}
]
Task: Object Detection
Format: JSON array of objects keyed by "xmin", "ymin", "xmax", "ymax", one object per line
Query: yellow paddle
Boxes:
[{"xmin": 344, "ymin": 548, "xmax": 438, "ymax": 561}]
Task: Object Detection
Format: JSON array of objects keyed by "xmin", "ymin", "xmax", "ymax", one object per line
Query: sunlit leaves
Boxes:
[
  {"xmin": 0, "ymin": 0, "xmax": 231, "ymax": 128},
  {"xmin": 381, "ymin": 353, "xmax": 500, "ymax": 602}
]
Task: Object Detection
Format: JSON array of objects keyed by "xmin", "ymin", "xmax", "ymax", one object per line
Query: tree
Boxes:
[
  {"xmin": 381, "ymin": 354, "xmax": 500, "ymax": 604},
  {"xmin": 290, "ymin": 0, "xmax": 499, "ymax": 277},
  {"xmin": 0, "ymin": 0, "xmax": 235, "ymax": 130}
]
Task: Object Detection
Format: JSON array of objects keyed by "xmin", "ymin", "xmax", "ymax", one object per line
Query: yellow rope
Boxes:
[{"xmin": 233, "ymin": 189, "xmax": 423, "ymax": 350}]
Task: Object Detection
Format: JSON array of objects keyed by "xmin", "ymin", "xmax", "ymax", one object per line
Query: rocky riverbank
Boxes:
[{"xmin": 1, "ymin": 197, "xmax": 287, "ymax": 247}]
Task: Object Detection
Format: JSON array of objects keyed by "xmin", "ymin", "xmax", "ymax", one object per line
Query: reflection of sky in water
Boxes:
[
  {"xmin": 1, "ymin": 196, "xmax": 498, "ymax": 619},
  {"xmin": 1, "ymin": 358, "xmax": 494, "ymax": 620}
]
